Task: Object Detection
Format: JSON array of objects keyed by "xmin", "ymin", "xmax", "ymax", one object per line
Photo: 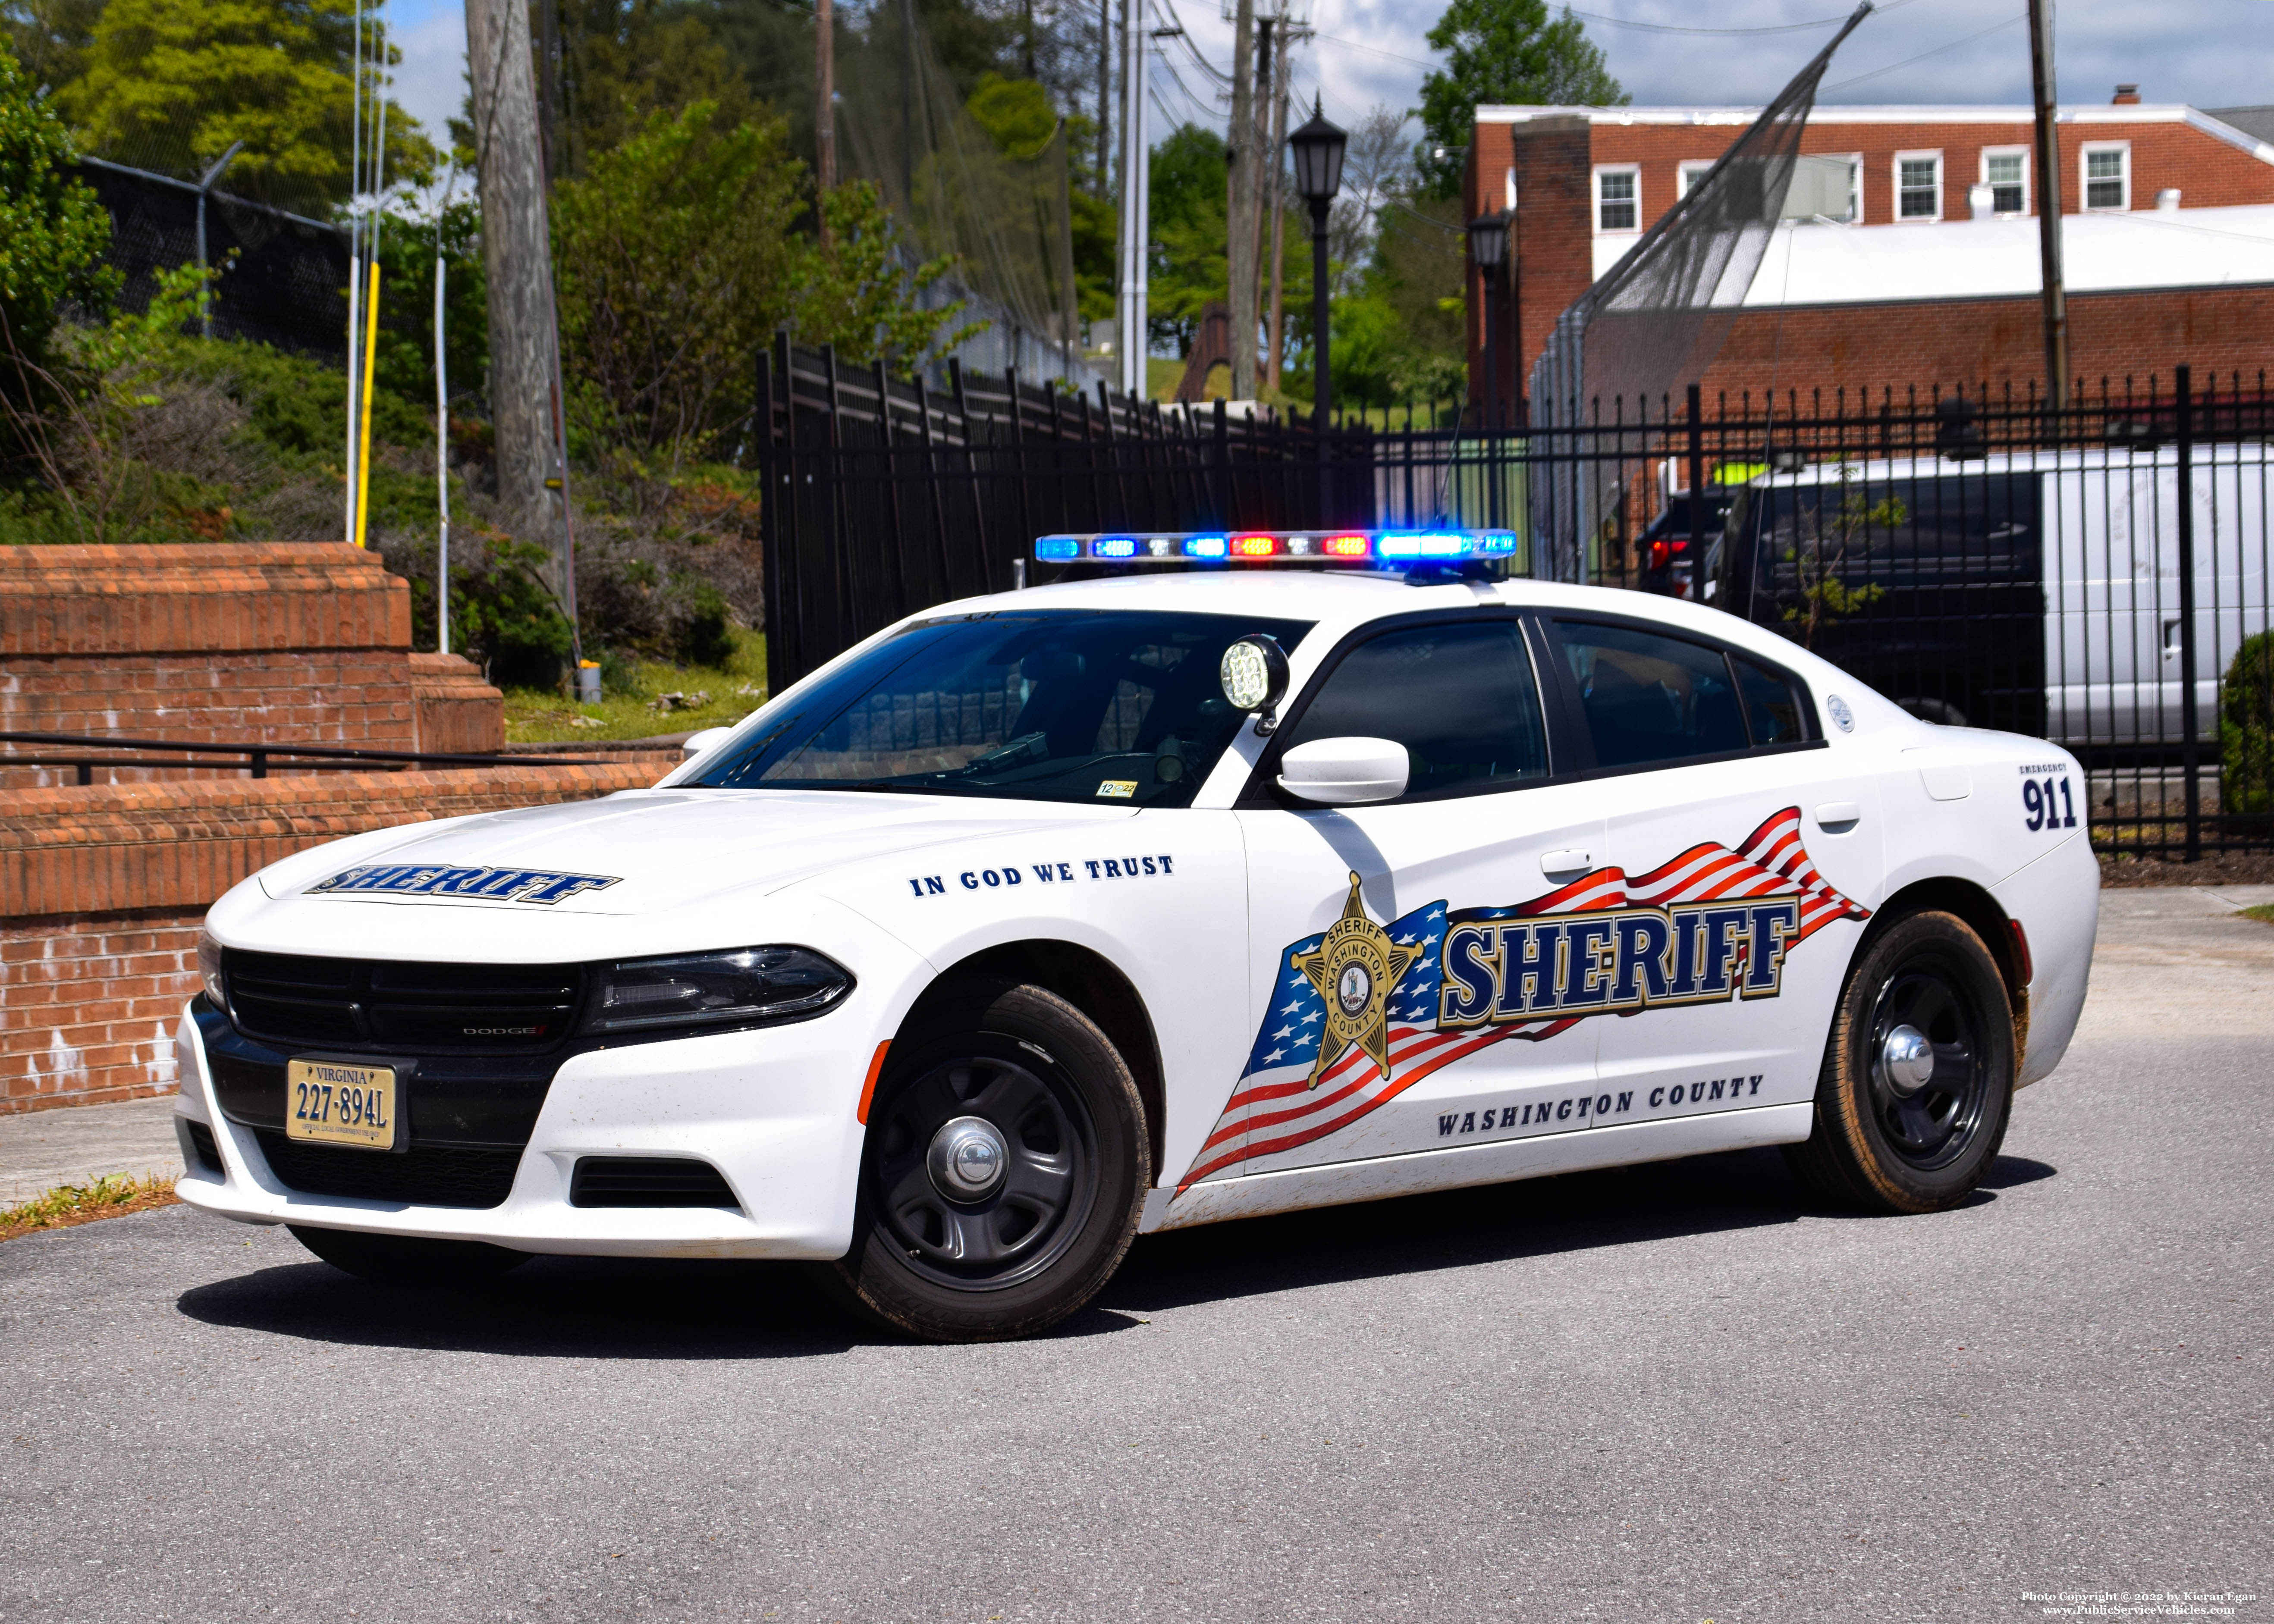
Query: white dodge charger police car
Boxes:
[{"xmin": 175, "ymin": 530, "xmax": 2098, "ymax": 1341}]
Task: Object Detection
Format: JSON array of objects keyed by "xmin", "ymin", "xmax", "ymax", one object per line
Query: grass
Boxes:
[
  {"xmin": 0, "ymin": 1171, "xmax": 179, "ymax": 1243},
  {"xmin": 2240, "ymin": 904, "xmax": 2274, "ymax": 924},
  {"xmin": 503, "ymin": 627, "xmax": 770, "ymax": 743}
]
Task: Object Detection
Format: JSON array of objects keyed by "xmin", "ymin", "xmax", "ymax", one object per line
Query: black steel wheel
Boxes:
[
  {"xmin": 1785, "ymin": 909, "xmax": 2014, "ymax": 1213},
  {"xmin": 835, "ymin": 981, "xmax": 1149, "ymax": 1341},
  {"xmin": 288, "ymin": 1225, "xmax": 529, "ymax": 1285}
]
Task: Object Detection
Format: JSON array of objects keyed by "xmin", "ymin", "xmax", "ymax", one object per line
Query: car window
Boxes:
[
  {"xmin": 689, "ymin": 610, "xmax": 1311, "ymax": 806},
  {"xmin": 1280, "ymin": 619, "xmax": 1550, "ymax": 799},
  {"xmin": 1734, "ymin": 655, "xmax": 1810, "ymax": 745},
  {"xmin": 1555, "ymin": 621, "xmax": 1749, "ymax": 769}
]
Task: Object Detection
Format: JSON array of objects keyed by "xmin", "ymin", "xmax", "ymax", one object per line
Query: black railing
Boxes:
[
  {"xmin": 754, "ymin": 349, "xmax": 2274, "ymax": 860},
  {"xmin": 0, "ymin": 731, "xmax": 612, "ymax": 785}
]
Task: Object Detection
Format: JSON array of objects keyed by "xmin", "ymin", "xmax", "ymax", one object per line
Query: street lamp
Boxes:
[
  {"xmin": 1288, "ymin": 98, "xmax": 1347, "ymax": 429},
  {"xmin": 1467, "ymin": 209, "xmax": 1509, "ymax": 431}
]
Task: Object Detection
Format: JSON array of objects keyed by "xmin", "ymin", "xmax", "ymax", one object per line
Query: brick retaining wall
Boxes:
[
  {"xmin": 0, "ymin": 543, "xmax": 503, "ymax": 786},
  {"xmin": 0, "ymin": 763, "xmax": 656, "ymax": 1113}
]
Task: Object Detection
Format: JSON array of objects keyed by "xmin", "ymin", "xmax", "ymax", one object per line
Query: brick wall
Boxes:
[
  {"xmin": 1467, "ymin": 107, "xmax": 2274, "ymax": 409},
  {"xmin": 0, "ymin": 542, "xmax": 502, "ymax": 787},
  {"xmin": 1701, "ymin": 282, "xmax": 2274, "ymax": 407},
  {"xmin": 0, "ymin": 762, "xmax": 656, "ymax": 1113}
]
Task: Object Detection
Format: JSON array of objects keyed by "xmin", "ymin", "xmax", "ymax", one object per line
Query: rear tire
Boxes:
[
  {"xmin": 289, "ymin": 1225, "xmax": 529, "ymax": 1286},
  {"xmin": 834, "ymin": 981, "xmax": 1149, "ymax": 1342},
  {"xmin": 1784, "ymin": 910, "xmax": 2013, "ymax": 1213}
]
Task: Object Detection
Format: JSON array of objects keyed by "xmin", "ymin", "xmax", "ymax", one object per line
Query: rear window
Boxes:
[{"xmin": 1747, "ymin": 471, "xmax": 2043, "ymax": 587}]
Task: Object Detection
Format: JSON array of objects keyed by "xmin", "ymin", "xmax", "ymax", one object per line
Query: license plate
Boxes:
[{"xmin": 286, "ymin": 1060, "xmax": 398, "ymax": 1150}]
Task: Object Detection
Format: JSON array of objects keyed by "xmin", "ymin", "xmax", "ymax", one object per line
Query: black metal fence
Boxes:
[{"xmin": 754, "ymin": 342, "xmax": 2274, "ymax": 860}]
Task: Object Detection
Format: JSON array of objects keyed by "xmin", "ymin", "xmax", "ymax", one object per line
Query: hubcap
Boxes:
[
  {"xmin": 870, "ymin": 1048, "xmax": 1099, "ymax": 1292},
  {"xmin": 1881, "ymin": 1023, "xmax": 1935, "ymax": 1096},
  {"xmin": 927, "ymin": 1115, "xmax": 1008, "ymax": 1199},
  {"xmin": 1866, "ymin": 953, "xmax": 1992, "ymax": 1173}
]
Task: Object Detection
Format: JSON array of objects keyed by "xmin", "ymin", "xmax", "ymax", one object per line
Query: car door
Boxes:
[
  {"xmin": 1177, "ymin": 611, "xmax": 1608, "ymax": 1192},
  {"xmin": 1539, "ymin": 614, "xmax": 1883, "ymax": 1126}
]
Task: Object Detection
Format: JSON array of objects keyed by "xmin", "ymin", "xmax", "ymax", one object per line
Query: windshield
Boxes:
[{"xmin": 688, "ymin": 609, "xmax": 1313, "ymax": 806}]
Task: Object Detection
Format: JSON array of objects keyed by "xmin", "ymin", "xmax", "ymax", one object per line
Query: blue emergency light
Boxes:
[{"xmin": 1030, "ymin": 530, "xmax": 1518, "ymax": 566}]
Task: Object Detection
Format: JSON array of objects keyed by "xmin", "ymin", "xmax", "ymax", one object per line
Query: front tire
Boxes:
[
  {"xmin": 835, "ymin": 981, "xmax": 1149, "ymax": 1342},
  {"xmin": 1785, "ymin": 910, "xmax": 2013, "ymax": 1213},
  {"xmin": 289, "ymin": 1225, "xmax": 529, "ymax": 1285}
]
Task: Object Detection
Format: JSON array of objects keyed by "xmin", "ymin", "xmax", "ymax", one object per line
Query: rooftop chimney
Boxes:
[{"xmin": 2113, "ymin": 84, "xmax": 2141, "ymax": 104}]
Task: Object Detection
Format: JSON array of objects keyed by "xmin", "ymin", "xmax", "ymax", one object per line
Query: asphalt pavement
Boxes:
[{"xmin": 1, "ymin": 889, "xmax": 2268, "ymax": 1623}]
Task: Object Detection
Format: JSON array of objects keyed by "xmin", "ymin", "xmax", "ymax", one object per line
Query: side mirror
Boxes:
[
  {"xmin": 1277, "ymin": 737, "xmax": 1410, "ymax": 806},
  {"xmin": 1219, "ymin": 634, "xmax": 1291, "ymax": 730},
  {"xmin": 681, "ymin": 726, "xmax": 734, "ymax": 762}
]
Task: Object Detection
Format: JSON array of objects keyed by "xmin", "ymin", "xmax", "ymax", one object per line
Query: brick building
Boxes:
[{"xmin": 1467, "ymin": 93, "xmax": 2274, "ymax": 411}]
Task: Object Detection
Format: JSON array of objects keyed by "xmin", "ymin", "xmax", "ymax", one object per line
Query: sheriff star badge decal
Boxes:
[{"xmin": 1291, "ymin": 872, "xmax": 1423, "ymax": 1090}]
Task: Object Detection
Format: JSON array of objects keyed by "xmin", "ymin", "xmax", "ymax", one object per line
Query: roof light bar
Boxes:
[{"xmin": 1030, "ymin": 530, "xmax": 1519, "ymax": 567}]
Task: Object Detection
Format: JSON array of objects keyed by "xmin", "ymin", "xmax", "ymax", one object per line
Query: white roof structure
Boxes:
[{"xmin": 1588, "ymin": 202, "xmax": 2274, "ymax": 304}]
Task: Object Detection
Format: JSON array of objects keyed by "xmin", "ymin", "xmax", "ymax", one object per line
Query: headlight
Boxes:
[
  {"xmin": 197, "ymin": 931, "xmax": 226, "ymax": 1008},
  {"xmin": 582, "ymin": 946, "xmax": 852, "ymax": 1036}
]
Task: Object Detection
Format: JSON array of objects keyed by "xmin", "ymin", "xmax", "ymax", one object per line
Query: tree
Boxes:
[
  {"xmin": 1418, "ymin": 0, "xmax": 1621, "ymax": 194},
  {"xmin": 1145, "ymin": 122, "xmax": 1228, "ymax": 354},
  {"xmin": 0, "ymin": 34, "xmax": 113, "ymax": 357},
  {"xmin": 55, "ymin": 0, "xmax": 431, "ymax": 209},
  {"xmin": 549, "ymin": 0, "xmax": 752, "ymax": 178},
  {"xmin": 1, "ymin": 0, "xmax": 103, "ymax": 95},
  {"xmin": 551, "ymin": 101, "xmax": 804, "ymax": 465},
  {"xmin": 794, "ymin": 179, "xmax": 970, "ymax": 372}
]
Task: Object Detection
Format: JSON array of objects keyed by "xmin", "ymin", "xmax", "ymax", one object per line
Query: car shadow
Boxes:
[{"xmin": 173, "ymin": 1150, "xmax": 2054, "ymax": 1356}]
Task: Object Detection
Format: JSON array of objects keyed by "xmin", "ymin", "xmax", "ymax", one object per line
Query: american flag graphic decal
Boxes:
[{"xmin": 1174, "ymin": 806, "xmax": 1869, "ymax": 1195}]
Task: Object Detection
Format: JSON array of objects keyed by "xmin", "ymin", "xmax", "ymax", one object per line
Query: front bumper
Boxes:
[{"xmin": 170, "ymin": 999, "xmax": 877, "ymax": 1260}]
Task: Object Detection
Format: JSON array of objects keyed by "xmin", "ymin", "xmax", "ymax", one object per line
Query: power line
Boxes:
[
  {"xmin": 1561, "ymin": 0, "xmax": 1919, "ymax": 35},
  {"xmin": 1822, "ymin": 12, "xmax": 2023, "ymax": 92}
]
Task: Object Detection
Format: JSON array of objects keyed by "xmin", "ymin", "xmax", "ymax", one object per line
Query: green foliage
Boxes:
[
  {"xmin": 55, "ymin": 0, "xmax": 431, "ymax": 209},
  {"xmin": 551, "ymin": 100, "xmax": 804, "ymax": 464},
  {"xmin": 551, "ymin": 0, "xmax": 753, "ymax": 176},
  {"xmin": 384, "ymin": 526, "xmax": 575, "ymax": 686},
  {"xmin": 1781, "ymin": 470, "xmax": 1897, "ymax": 649},
  {"xmin": 2219, "ymin": 630, "xmax": 2274, "ymax": 817},
  {"xmin": 0, "ymin": 35, "xmax": 114, "ymax": 351},
  {"xmin": 371, "ymin": 199, "xmax": 486, "ymax": 418},
  {"xmin": 0, "ymin": 0, "xmax": 102, "ymax": 96},
  {"xmin": 1146, "ymin": 123, "xmax": 1229, "ymax": 354},
  {"xmin": 967, "ymin": 72, "xmax": 1058, "ymax": 157},
  {"xmin": 1419, "ymin": 0, "xmax": 1623, "ymax": 194},
  {"xmin": 796, "ymin": 179, "xmax": 972, "ymax": 373}
]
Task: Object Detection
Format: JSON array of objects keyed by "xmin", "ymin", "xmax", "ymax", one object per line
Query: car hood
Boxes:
[{"xmin": 252, "ymin": 788, "xmax": 1139, "ymax": 917}]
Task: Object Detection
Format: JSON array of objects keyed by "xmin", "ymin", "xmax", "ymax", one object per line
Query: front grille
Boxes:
[
  {"xmin": 256, "ymin": 1132, "xmax": 523, "ymax": 1209},
  {"xmin": 226, "ymin": 951, "xmax": 583, "ymax": 1054},
  {"xmin": 571, "ymin": 1157, "xmax": 741, "ymax": 1209}
]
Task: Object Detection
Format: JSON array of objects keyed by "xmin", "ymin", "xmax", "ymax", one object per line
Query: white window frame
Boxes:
[
  {"xmin": 1980, "ymin": 145, "xmax": 2030, "ymax": 216},
  {"xmin": 1593, "ymin": 163, "xmax": 1642, "ymax": 235},
  {"xmin": 1676, "ymin": 159, "xmax": 1718, "ymax": 201},
  {"xmin": 1894, "ymin": 150, "xmax": 1944, "ymax": 222},
  {"xmin": 2081, "ymin": 141, "xmax": 2131, "ymax": 211}
]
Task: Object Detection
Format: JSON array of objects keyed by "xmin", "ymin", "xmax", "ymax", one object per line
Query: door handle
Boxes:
[
  {"xmin": 1541, "ymin": 848, "xmax": 1593, "ymax": 875},
  {"xmin": 1814, "ymin": 801, "xmax": 1863, "ymax": 831}
]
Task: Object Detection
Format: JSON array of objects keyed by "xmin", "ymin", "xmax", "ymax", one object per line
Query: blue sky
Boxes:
[{"xmin": 381, "ymin": 0, "xmax": 2274, "ymax": 160}]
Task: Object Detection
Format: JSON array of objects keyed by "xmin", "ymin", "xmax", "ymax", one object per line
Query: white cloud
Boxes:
[{"xmin": 387, "ymin": 0, "xmax": 468, "ymax": 147}]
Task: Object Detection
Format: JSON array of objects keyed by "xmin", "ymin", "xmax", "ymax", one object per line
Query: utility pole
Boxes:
[
  {"xmin": 1096, "ymin": 0, "xmax": 1112, "ymax": 198},
  {"xmin": 1226, "ymin": 0, "xmax": 1257, "ymax": 400},
  {"xmin": 1115, "ymin": 0, "xmax": 1150, "ymax": 396},
  {"xmin": 1263, "ymin": 18, "xmax": 1290, "ymax": 391},
  {"xmin": 2027, "ymin": 0, "xmax": 2068, "ymax": 417},
  {"xmin": 817, "ymin": 0, "xmax": 836, "ymax": 194},
  {"xmin": 465, "ymin": 0, "xmax": 556, "ymax": 549}
]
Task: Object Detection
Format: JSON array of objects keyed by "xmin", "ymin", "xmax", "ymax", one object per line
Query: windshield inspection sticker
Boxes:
[
  {"xmin": 1095, "ymin": 780, "xmax": 1138, "ymax": 799},
  {"xmin": 1174, "ymin": 807, "xmax": 1869, "ymax": 1194},
  {"xmin": 309, "ymin": 865, "xmax": 621, "ymax": 905}
]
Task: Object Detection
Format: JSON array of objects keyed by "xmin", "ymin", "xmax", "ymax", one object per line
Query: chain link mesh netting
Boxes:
[{"xmin": 1527, "ymin": 4, "xmax": 1870, "ymax": 580}]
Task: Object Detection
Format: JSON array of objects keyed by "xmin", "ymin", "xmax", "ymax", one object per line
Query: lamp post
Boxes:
[
  {"xmin": 1467, "ymin": 209, "xmax": 1509, "ymax": 429},
  {"xmin": 1287, "ymin": 98, "xmax": 1346, "ymax": 426}
]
